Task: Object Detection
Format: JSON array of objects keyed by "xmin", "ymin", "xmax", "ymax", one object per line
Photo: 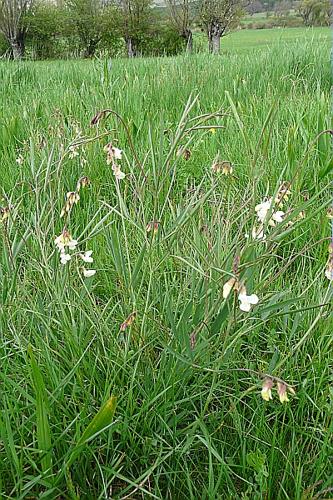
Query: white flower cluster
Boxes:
[
  {"xmin": 55, "ymin": 231, "xmax": 96, "ymax": 278},
  {"xmin": 252, "ymin": 183, "xmax": 292, "ymax": 240},
  {"xmin": 223, "ymin": 277, "xmax": 259, "ymax": 313},
  {"xmin": 104, "ymin": 143, "xmax": 125, "ymax": 180}
]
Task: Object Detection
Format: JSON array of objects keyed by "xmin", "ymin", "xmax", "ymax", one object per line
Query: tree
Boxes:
[
  {"xmin": 166, "ymin": 0, "xmax": 194, "ymax": 53},
  {"xmin": 66, "ymin": 0, "xmax": 116, "ymax": 57},
  {"xmin": 199, "ymin": 0, "xmax": 244, "ymax": 54},
  {"xmin": 273, "ymin": 0, "xmax": 291, "ymax": 17},
  {"xmin": 298, "ymin": 0, "xmax": 331, "ymax": 26},
  {"xmin": 0, "ymin": 0, "xmax": 34, "ymax": 58},
  {"xmin": 247, "ymin": 0, "xmax": 263, "ymax": 14},
  {"xmin": 26, "ymin": 1, "xmax": 69, "ymax": 58},
  {"xmin": 117, "ymin": 0, "xmax": 152, "ymax": 57}
]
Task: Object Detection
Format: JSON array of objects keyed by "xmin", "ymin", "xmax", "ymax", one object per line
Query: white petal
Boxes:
[
  {"xmin": 223, "ymin": 278, "xmax": 235, "ymax": 299},
  {"xmin": 81, "ymin": 252, "xmax": 94, "ymax": 263},
  {"xmin": 114, "ymin": 148, "xmax": 122, "ymax": 159},
  {"xmin": 115, "ymin": 170, "xmax": 126, "ymax": 180},
  {"xmin": 273, "ymin": 211, "xmax": 284, "ymax": 223},
  {"xmin": 83, "ymin": 269, "xmax": 96, "ymax": 278},
  {"xmin": 247, "ymin": 294, "xmax": 259, "ymax": 305},
  {"xmin": 67, "ymin": 239, "xmax": 78, "ymax": 250},
  {"xmin": 325, "ymin": 268, "xmax": 333, "ymax": 281},
  {"xmin": 255, "ymin": 200, "xmax": 271, "ymax": 213},
  {"xmin": 239, "ymin": 301, "xmax": 251, "ymax": 312},
  {"xmin": 60, "ymin": 253, "xmax": 71, "ymax": 265}
]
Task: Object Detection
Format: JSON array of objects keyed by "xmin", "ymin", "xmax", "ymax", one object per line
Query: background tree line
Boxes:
[{"xmin": 0, "ymin": 0, "xmax": 330, "ymax": 60}]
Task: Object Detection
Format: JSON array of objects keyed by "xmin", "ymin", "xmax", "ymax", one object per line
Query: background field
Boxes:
[
  {"xmin": 0, "ymin": 28, "xmax": 332, "ymax": 499},
  {"xmin": 194, "ymin": 26, "xmax": 330, "ymax": 51}
]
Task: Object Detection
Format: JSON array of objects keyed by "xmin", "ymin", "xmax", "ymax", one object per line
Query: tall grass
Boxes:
[{"xmin": 0, "ymin": 34, "xmax": 332, "ymax": 498}]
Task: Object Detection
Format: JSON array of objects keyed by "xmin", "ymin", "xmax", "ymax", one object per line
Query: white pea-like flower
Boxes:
[
  {"xmin": 325, "ymin": 265, "xmax": 333, "ymax": 281},
  {"xmin": 223, "ymin": 277, "xmax": 236, "ymax": 299},
  {"xmin": 261, "ymin": 378, "xmax": 273, "ymax": 401},
  {"xmin": 255, "ymin": 199, "xmax": 272, "ymax": 223},
  {"xmin": 83, "ymin": 269, "xmax": 96, "ymax": 278},
  {"xmin": 113, "ymin": 147, "xmax": 122, "ymax": 160},
  {"xmin": 113, "ymin": 166, "xmax": 126, "ymax": 180},
  {"xmin": 60, "ymin": 252, "xmax": 71, "ymax": 265},
  {"xmin": 271, "ymin": 210, "xmax": 285, "ymax": 224},
  {"xmin": 55, "ymin": 230, "xmax": 78, "ymax": 252},
  {"xmin": 238, "ymin": 287, "xmax": 259, "ymax": 312},
  {"xmin": 80, "ymin": 250, "xmax": 93, "ymax": 263}
]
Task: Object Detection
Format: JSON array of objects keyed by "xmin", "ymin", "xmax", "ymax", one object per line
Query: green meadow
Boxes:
[{"xmin": 0, "ymin": 27, "xmax": 332, "ymax": 498}]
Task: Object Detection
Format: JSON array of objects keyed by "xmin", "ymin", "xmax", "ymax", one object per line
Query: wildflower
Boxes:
[
  {"xmin": 0, "ymin": 206, "xmax": 10, "ymax": 222},
  {"xmin": 67, "ymin": 191, "xmax": 80, "ymax": 205},
  {"xmin": 221, "ymin": 161, "xmax": 233, "ymax": 175},
  {"xmin": 104, "ymin": 142, "xmax": 122, "ymax": 163},
  {"xmin": 146, "ymin": 221, "xmax": 160, "ymax": 234},
  {"xmin": 325, "ymin": 261, "xmax": 333, "ymax": 281},
  {"xmin": 120, "ymin": 312, "xmax": 137, "ymax": 331},
  {"xmin": 255, "ymin": 198, "xmax": 285, "ymax": 227},
  {"xmin": 76, "ymin": 176, "xmax": 90, "ymax": 192},
  {"xmin": 238, "ymin": 286, "xmax": 259, "ymax": 312},
  {"xmin": 68, "ymin": 146, "xmax": 79, "ymax": 159},
  {"xmin": 277, "ymin": 382, "xmax": 289, "ymax": 403},
  {"xmin": 275, "ymin": 182, "xmax": 291, "ymax": 207},
  {"xmin": 91, "ymin": 110, "xmax": 107, "ymax": 126},
  {"xmin": 271, "ymin": 210, "xmax": 285, "ymax": 225},
  {"xmin": 209, "ymin": 128, "xmax": 216, "ymax": 134},
  {"xmin": 60, "ymin": 191, "xmax": 80, "ymax": 217},
  {"xmin": 113, "ymin": 166, "xmax": 126, "ymax": 180},
  {"xmin": 223, "ymin": 277, "xmax": 237, "ymax": 299},
  {"xmin": 325, "ymin": 243, "xmax": 333, "ymax": 280},
  {"xmin": 55, "ymin": 230, "xmax": 78, "ymax": 252},
  {"xmin": 211, "ymin": 159, "xmax": 233, "ymax": 175},
  {"xmin": 83, "ymin": 269, "xmax": 96, "ymax": 278},
  {"xmin": 80, "ymin": 250, "xmax": 93, "ymax": 263},
  {"xmin": 255, "ymin": 199, "xmax": 272, "ymax": 223},
  {"xmin": 177, "ymin": 147, "xmax": 191, "ymax": 160},
  {"xmin": 326, "ymin": 207, "xmax": 333, "ymax": 219},
  {"xmin": 60, "ymin": 252, "xmax": 71, "ymax": 265},
  {"xmin": 16, "ymin": 155, "xmax": 24, "ymax": 165},
  {"xmin": 261, "ymin": 378, "xmax": 273, "ymax": 401}
]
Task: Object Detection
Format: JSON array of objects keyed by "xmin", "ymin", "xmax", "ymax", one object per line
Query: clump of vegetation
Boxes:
[
  {"xmin": 0, "ymin": 0, "xmax": 330, "ymax": 60},
  {"xmin": 0, "ymin": 34, "xmax": 331, "ymax": 497}
]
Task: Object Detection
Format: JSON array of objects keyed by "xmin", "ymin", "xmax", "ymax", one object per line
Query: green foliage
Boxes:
[
  {"xmin": 298, "ymin": 0, "xmax": 331, "ymax": 26},
  {"xmin": 0, "ymin": 31, "xmax": 9, "ymax": 55},
  {"xmin": 65, "ymin": 0, "xmax": 120, "ymax": 57},
  {"xmin": 25, "ymin": 2, "xmax": 70, "ymax": 59},
  {"xmin": 0, "ymin": 31, "xmax": 332, "ymax": 497},
  {"xmin": 139, "ymin": 22, "xmax": 185, "ymax": 56}
]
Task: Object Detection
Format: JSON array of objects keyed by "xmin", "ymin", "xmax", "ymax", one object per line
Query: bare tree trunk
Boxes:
[
  {"xmin": 208, "ymin": 21, "xmax": 221, "ymax": 54},
  {"xmin": 211, "ymin": 34, "xmax": 220, "ymax": 54},
  {"xmin": 83, "ymin": 39, "xmax": 98, "ymax": 58},
  {"xmin": 10, "ymin": 37, "xmax": 25, "ymax": 60},
  {"xmin": 126, "ymin": 37, "xmax": 135, "ymax": 57}
]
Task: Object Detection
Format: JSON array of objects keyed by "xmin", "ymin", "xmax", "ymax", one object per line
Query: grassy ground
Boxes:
[
  {"xmin": 0, "ymin": 30, "xmax": 332, "ymax": 498},
  {"xmin": 195, "ymin": 26, "xmax": 330, "ymax": 52}
]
